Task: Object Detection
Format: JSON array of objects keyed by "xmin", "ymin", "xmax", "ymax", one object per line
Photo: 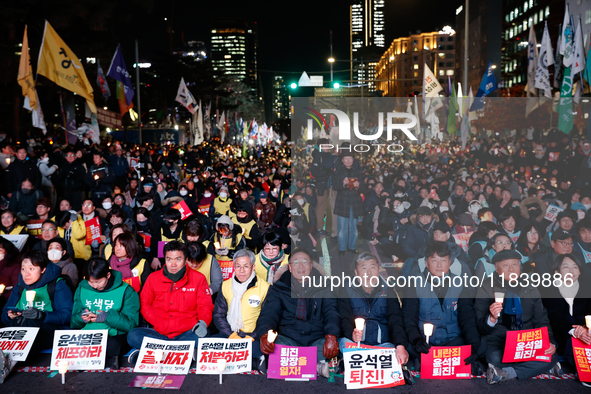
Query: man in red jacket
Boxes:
[{"xmin": 127, "ymin": 241, "xmax": 213, "ymax": 356}]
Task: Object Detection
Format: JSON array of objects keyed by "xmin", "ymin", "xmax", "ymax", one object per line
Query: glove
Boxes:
[
  {"xmin": 192, "ymin": 320, "xmax": 208, "ymax": 337},
  {"xmin": 94, "ymin": 311, "xmax": 108, "ymax": 323},
  {"xmin": 215, "ymin": 248, "xmax": 229, "ymax": 256},
  {"xmin": 229, "ymin": 332, "xmax": 241, "ymax": 339},
  {"xmin": 22, "ymin": 308, "xmax": 46, "ymax": 321},
  {"xmin": 91, "ymin": 239, "xmax": 99, "ymax": 249},
  {"xmin": 260, "ymin": 333, "xmax": 275, "ymax": 355},
  {"xmin": 413, "ymin": 337, "xmax": 431, "ymax": 354},
  {"xmin": 464, "ymin": 344, "xmax": 479, "ymax": 365},
  {"xmin": 323, "ymin": 335, "xmax": 339, "ymax": 359},
  {"xmin": 70, "ymin": 212, "xmax": 78, "ymax": 222}
]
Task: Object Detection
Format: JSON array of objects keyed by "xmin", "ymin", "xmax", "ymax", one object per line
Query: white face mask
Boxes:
[
  {"xmin": 578, "ymin": 211, "xmax": 586, "ymax": 220},
  {"xmin": 0, "ymin": 253, "xmax": 5, "ymax": 260},
  {"xmin": 394, "ymin": 204, "xmax": 405, "ymax": 214},
  {"xmin": 245, "ymin": 173, "xmax": 250, "ymax": 178},
  {"xmin": 296, "ymin": 199, "xmax": 305, "ymax": 206},
  {"xmin": 48, "ymin": 249, "xmax": 63, "ymax": 261},
  {"xmin": 102, "ymin": 202, "xmax": 112, "ymax": 210},
  {"xmin": 584, "ymin": 204, "xmax": 591, "ymax": 211},
  {"xmin": 179, "ymin": 190, "xmax": 188, "ymax": 196},
  {"xmin": 219, "ymin": 192, "xmax": 228, "ymax": 199},
  {"xmin": 204, "ymin": 192, "xmax": 211, "ymax": 198},
  {"xmin": 440, "ymin": 206, "xmax": 449, "ymax": 212}
]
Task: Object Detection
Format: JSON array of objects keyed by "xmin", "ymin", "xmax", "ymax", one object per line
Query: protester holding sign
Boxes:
[
  {"xmin": 71, "ymin": 258, "xmax": 140, "ymax": 370},
  {"xmin": 474, "ymin": 250, "xmax": 561, "ymax": 384},
  {"xmin": 1, "ymin": 250, "xmax": 73, "ymax": 349},
  {"xmin": 255, "ymin": 248, "xmax": 340, "ymax": 378},
  {"xmin": 206, "ymin": 215, "xmax": 246, "ymax": 281}
]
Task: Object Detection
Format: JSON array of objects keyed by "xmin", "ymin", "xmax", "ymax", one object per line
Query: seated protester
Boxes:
[
  {"xmin": 288, "ymin": 207, "xmax": 316, "ymax": 259},
  {"xmin": 515, "ymin": 224, "xmax": 542, "ymax": 271},
  {"xmin": 572, "ymin": 202, "xmax": 588, "ymax": 223},
  {"xmin": 474, "ymin": 233, "xmax": 516, "ymax": 278},
  {"xmin": 213, "ymin": 186, "xmax": 233, "ymax": 215},
  {"xmin": 206, "ymin": 215, "xmax": 246, "ymax": 281},
  {"xmin": 518, "ymin": 196, "xmax": 546, "ymax": 229},
  {"xmin": 100, "ymin": 223, "xmax": 133, "ymax": 260},
  {"xmin": 184, "ymin": 218, "xmax": 212, "ymax": 245},
  {"xmin": 109, "ymin": 232, "xmax": 151, "ymax": 293},
  {"xmin": 272, "ymin": 195, "xmax": 292, "ymax": 229},
  {"xmin": 47, "ymin": 238, "xmax": 78, "ymax": 289},
  {"xmin": 255, "ymin": 248, "xmax": 339, "ymax": 378},
  {"xmin": 33, "ymin": 197, "xmax": 52, "ymax": 221},
  {"xmin": 134, "ymin": 207, "xmax": 157, "ymax": 248},
  {"xmin": 497, "ymin": 210, "xmax": 521, "ymax": 244},
  {"xmin": 401, "ymin": 206, "xmax": 437, "ymax": 259},
  {"xmin": 1, "ymin": 251, "xmax": 73, "ymax": 349},
  {"xmin": 197, "ymin": 187, "xmax": 215, "ymax": 217},
  {"xmin": 32, "ymin": 220, "xmax": 75, "ymax": 259},
  {"xmin": 475, "ymin": 250, "xmax": 561, "ymax": 384},
  {"xmin": 71, "ymin": 258, "xmax": 140, "ymax": 370},
  {"xmin": 542, "ymin": 209, "xmax": 577, "ymax": 248},
  {"xmin": 531, "ymin": 229, "xmax": 586, "ymax": 277},
  {"xmin": 96, "ymin": 196, "xmax": 115, "ymax": 219},
  {"xmin": 213, "ymin": 249, "xmax": 269, "ymax": 370},
  {"xmin": 105, "ymin": 206, "xmax": 135, "ymax": 239},
  {"xmin": 151, "ymin": 208, "xmax": 184, "ymax": 270},
  {"xmin": 8, "ymin": 178, "xmax": 44, "ymax": 221},
  {"xmin": 491, "ymin": 189, "xmax": 512, "ymax": 219},
  {"xmin": 255, "ymin": 232, "xmax": 289, "ymax": 285},
  {"xmin": 415, "ymin": 221, "xmax": 471, "ymax": 266},
  {"xmin": 403, "ymin": 242, "xmax": 485, "ymax": 374},
  {"xmin": 542, "ymin": 254, "xmax": 591, "ymax": 376},
  {"xmin": 293, "ymin": 192, "xmax": 315, "ymax": 232},
  {"xmin": 71, "ymin": 199, "xmax": 108, "ymax": 262},
  {"xmin": 467, "ymin": 221, "xmax": 498, "ymax": 265},
  {"xmin": 254, "ymin": 191, "xmax": 277, "ymax": 233},
  {"xmin": 186, "ymin": 242, "xmax": 223, "ymax": 295},
  {"xmin": 126, "ymin": 241, "xmax": 213, "ymax": 355},
  {"xmin": 0, "ymin": 209, "xmax": 27, "ymax": 235},
  {"xmin": 0, "ymin": 237, "xmax": 21, "ymax": 305},
  {"xmin": 229, "ymin": 202, "xmax": 260, "ymax": 250},
  {"xmin": 113, "ymin": 193, "xmax": 133, "ymax": 219},
  {"xmin": 575, "ymin": 217, "xmax": 591, "ymax": 264},
  {"xmin": 135, "ymin": 191, "xmax": 163, "ymax": 225},
  {"xmin": 337, "ymin": 253, "xmax": 409, "ymax": 365}
]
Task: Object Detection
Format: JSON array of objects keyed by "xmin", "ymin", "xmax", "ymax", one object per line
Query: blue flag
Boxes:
[
  {"xmin": 106, "ymin": 45, "xmax": 134, "ymax": 106},
  {"xmin": 470, "ymin": 60, "xmax": 497, "ymax": 111}
]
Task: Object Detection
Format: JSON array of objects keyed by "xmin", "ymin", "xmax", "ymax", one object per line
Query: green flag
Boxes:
[
  {"xmin": 558, "ymin": 66, "xmax": 573, "ymax": 133},
  {"xmin": 446, "ymin": 83, "xmax": 458, "ymax": 135}
]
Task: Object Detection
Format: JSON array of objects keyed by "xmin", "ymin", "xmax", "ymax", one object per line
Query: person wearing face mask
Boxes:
[
  {"xmin": 32, "ymin": 220, "xmax": 75, "ymax": 260},
  {"xmin": 213, "ymin": 186, "xmax": 233, "ymax": 215},
  {"xmin": 206, "ymin": 215, "xmax": 246, "ymax": 281},
  {"xmin": 151, "ymin": 208, "xmax": 185, "ymax": 271},
  {"xmin": 571, "ymin": 202, "xmax": 588, "ymax": 223},
  {"xmin": 198, "ymin": 188, "xmax": 216, "ymax": 216},
  {"xmin": 517, "ymin": 196, "xmax": 546, "ymax": 228},
  {"xmin": 46, "ymin": 238, "xmax": 78, "ymax": 289},
  {"xmin": 0, "ymin": 209, "xmax": 27, "ymax": 235},
  {"xmin": 228, "ymin": 202, "xmax": 260, "ymax": 250},
  {"xmin": 8, "ymin": 178, "xmax": 44, "ymax": 221},
  {"xmin": 70, "ymin": 258, "xmax": 140, "ymax": 370},
  {"xmin": 5, "ymin": 146, "xmax": 41, "ymax": 199}
]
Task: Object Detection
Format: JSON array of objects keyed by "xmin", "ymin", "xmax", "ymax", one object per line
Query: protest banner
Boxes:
[
  {"xmin": 267, "ymin": 344, "xmax": 317, "ymax": 380},
  {"xmin": 84, "ymin": 217, "xmax": 102, "ymax": 245},
  {"xmin": 544, "ymin": 204, "xmax": 564, "ymax": 223},
  {"xmin": 134, "ymin": 337, "xmax": 194, "ymax": 375},
  {"xmin": 138, "ymin": 231, "xmax": 152, "ymax": 249},
  {"xmin": 128, "ymin": 375, "xmax": 185, "ymax": 389},
  {"xmin": 343, "ymin": 347, "xmax": 405, "ymax": 389},
  {"xmin": 0, "ymin": 327, "xmax": 39, "ymax": 361},
  {"xmin": 421, "ymin": 345, "xmax": 471, "ymax": 379},
  {"xmin": 50, "ymin": 330, "xmax": 108, "ymax": 370},
  {"xmin": 502, "ymin": 326, "xmax": 551, "ymax": 363},
  {"xmin": 195, "ymin": 338, "xmax": 252, "ymax": 374},
  {"xmin": 25, "ymin": 219, "xmax": 44, "ymax": 239},
  {"xmin": 2, "ymin": 234, "xmax": 29, "ymax": 251},
  {"xmin": 172, "ymin": 200, "xmax": 193, "ymax": 220},
  {"xmin": 574, "ymin": 338, "xmax": 591, "ymax": 382},
  {"xmin": 452, "ymin": 232, "xmax": 474, "ymax": 253}
]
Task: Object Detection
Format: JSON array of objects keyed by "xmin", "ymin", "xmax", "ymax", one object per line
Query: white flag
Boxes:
[
  {"xmin": 560, "ymin": 4, "xmax": 571, "ymax": 55},
  {"xmin": 175, "ymin": 78, "xmax": 196, "ymax": 114},
  {"xmin": 562, "ymin": 6, "xmax": 574, "ymax": 67},
  {"xmin": 24, "ymin": 92, "xmax": 46, "ymax": 134},
  {"xmin": 414, "ymin": 95, "xmax": 421, "ymax": 140},
  {"xmin": 573, "ymin": 20, "xmax": 586, "ymax": 75},
  {"xmin": 195, "ymin": 100, "xmax": 204, "ymax": 145},
  {"xmin": 535, "ymin": 22, "xmax": 554, "ymax": 98},
  {"xmin": 218, "ymin": 111, "xmax": 226, "ymax": 143},
  {"xmin": 527, "ymin": 25, "xmax": 539, "ymax": 96},
  {"xmin": 457, "ymin": 83, "xmax": 463, "ymax": 116},
  {"xmin": 468, "ymin": 87, "xmax": 478, "ymax": 122},
  {"xmin": 423, "ymin": 64, "xmax": 444, "ymax": 116}
]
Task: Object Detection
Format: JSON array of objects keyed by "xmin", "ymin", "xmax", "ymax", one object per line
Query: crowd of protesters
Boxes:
[{"xmin": 0, "ymin": 125, "xmax": 591, "ymax": 387}]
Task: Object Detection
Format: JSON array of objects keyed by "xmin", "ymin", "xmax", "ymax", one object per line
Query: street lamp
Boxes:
[{"xmin": 328, "ymin": 57, "xmax": 335, "ymax": 63}]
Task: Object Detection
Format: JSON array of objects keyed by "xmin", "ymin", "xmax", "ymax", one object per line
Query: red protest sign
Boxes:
[
  {"xmin": 502, "ymin": 327, "xmax": 551, "ymax": 363},
  {"xmin": 84, "ymin": 217, "xmax": 102, "ymax": 245},
  {"xmin": 172, "ymin": 200, "xmax": 193, "ymax": 220},
  {"xmin": 421, "ymin": 345, "xmax": 471, "ymax": 379},
  {"xmin": 137, "ymin": 232, "xmax": 151, "ymax": 248},
  {"xmin": 573, "ymin": 338, "xmax": 591, "ymax": 382},
  {"xmin": 26, "ymin": 219, "xmax": 45, "ymax": 239}
]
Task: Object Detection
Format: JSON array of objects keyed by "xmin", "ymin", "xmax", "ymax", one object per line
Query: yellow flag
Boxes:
[
  {"xmin": 37, "ymin": 21, "xmax": 96, "ymax": 113},
  {"xmin": 18, "ymin": 26, "xmax": 37, "ymax": 111}
]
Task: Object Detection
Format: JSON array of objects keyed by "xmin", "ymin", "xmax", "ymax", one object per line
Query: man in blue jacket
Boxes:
[{"xmin": 108, "ymin": 146, "xmax": 129, "ymax": 188}]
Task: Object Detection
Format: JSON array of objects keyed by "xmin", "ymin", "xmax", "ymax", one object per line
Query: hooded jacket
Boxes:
[
  {"xmin": 519, "ymin": 196, "xmax": 546, "ymax": 223},
  {"xmin": 8, "ymin": 183, "xmax": 44, "ymax": 219}
]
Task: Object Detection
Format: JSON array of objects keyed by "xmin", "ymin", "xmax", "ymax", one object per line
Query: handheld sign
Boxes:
[
  {"xmin": 0, "ymin": 327, "xmax": 39, "ymax": 361},
  {"xmin": 172, "ymin": 200, "xmax": 193, "ymax": 220},
  {"xmin": 134, "ymin": 337, "xmax": 194, "ymax": 375},
  {"xmin": 502, "ymin": 327, "xmax": 551, "ymax": 363},
  {"xmin": 84, "ymin": 217, "xmax": 102, "ymax": 245},
  {"xmin": 421, "ymin": 345, "xmax": 471, "ymax": 379},
  {"xmin": 267, "ymin": 344, "xmax": 317, "ymax": 380},
  {"xmin": 51, "ymin": 330, "xmax": 108, "ymax": 370},
  {"xmin": 342, "ymin": 347, "xmax": 405, "ymax": 389},
  {"xmin": 195, "ymin": 338, "xmax": 252, "ymax": 375}
]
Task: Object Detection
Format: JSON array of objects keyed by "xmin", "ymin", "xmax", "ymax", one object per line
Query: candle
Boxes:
[
  {"xmin": 424, "ymin": 323, "xmax": 434, "ymax": 344},
  {"xmin": 0, "ymin": 284, "xmax": 5, "ymax": 294},
  {"xmin": 214, "ymin": 242, "xmax": 221, "ymax": 250},
  {"xmin": 494, "ymin": 292, "xmax": 505, "ymax": 318},
  {"xmin": 355, "ymin": 318, "xmax": 365, "ymax": 348},
  {"xmin": 217, "ymin": 358, "xmax": 226, "ymax": 384},
  {"xmin": 94, "ymin": 174, "xmax": 99, "ymax": 180},
  {"xmin": 154, "ymin": 349, "xmax": 164, "ymax": 375},
  {"xmin": 5, "ymin": 158, "xmax": 10, "ymax": 165},
  {"xmin": 26, "ymin": 290, "xmax": 35, "ymax": 308},
  {"xmin": 586, "ymin": 315, "xmax": 591, "ymax": 334},
  {"xmin": 58, "ymin": 360, "xmax": 68, "ymax": 384},
  {"xmin": 267, "ymin": 330, "xmax": 278, "ymax": 343}
]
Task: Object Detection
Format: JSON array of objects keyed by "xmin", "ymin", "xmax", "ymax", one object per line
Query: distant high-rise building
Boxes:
[
  {"xmin": 210, "ymin": 19, "xmax": 257, "ymax": 88},
  {"xmin": 350, "ymin": 0, "xmax": 385, "ymax": 82},
  {"xmin": 376, "ymin": 29, "xmax": 456, "ymax": 97},
  {"xmin": 173, "ymin": 40, "xmax": 207, "ymax": 62},
  {"xmin": 271, "ymin": 76, "xmax": 291, "ymax": 122}
]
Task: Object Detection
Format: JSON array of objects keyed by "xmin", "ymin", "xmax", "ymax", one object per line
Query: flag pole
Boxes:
[
  {"xmin": 463, "ymin": 0, "xmax": 469, "ymax": 89},
  {"xmin": 135, "ymin": 39, "xmax": 142, "ymax": 144}
]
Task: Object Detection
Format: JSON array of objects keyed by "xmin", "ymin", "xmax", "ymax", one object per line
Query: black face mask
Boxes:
[
  {"xmin": 21, "ymin": 188, "xmax": 33, "ymax": 195},
  {"xmin": 137, "ymin": 219, "xmax": 148, "ymax": 226},
  {"xmin": 528, "ymin": 207, "xmax": 542, "ymax": 218},
  {"xmin": 237, "ymin": 215, "xmax": 249, "ymax": 223}
]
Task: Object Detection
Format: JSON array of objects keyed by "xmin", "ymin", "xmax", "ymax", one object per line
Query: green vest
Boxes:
[
  {"xmin": 79, "ymin": 283, "xmax": 127, "ymax": 336},
  {"xmin": 17, "ymin": 281, "xmax": 56, "ymax": 312}
]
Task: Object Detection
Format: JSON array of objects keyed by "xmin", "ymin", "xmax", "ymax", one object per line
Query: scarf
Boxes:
[
  {"xmin": 228, "ymin": 271, "xmax": 256, "ymax": 332},
  {"xmin": 164, "ymin": 265, "xmax": 186, "ymax": 283},
  {"xmin": 558, "ymin": 279, "xmax": 580, "ymax": 316},
  {"xmin": 260, "ymin": 250, "xmax": 285, "ymax": 284},
  {"xmin": 110, "ymin": 254, "xmax": 133, "ymax": 279},
  {"xmin": 83, "ymin": 213, "xmax": 95, "ymax": 222},
  {"xmin": 502, "ymin": 291, "xmax": 523, "ymax": 331}
]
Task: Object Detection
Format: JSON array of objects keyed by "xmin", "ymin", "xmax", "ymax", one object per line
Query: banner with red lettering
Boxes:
[
  {"xmin": 452, "ymin": 232, "xmax": 474, "ymax": 253},
  {"xmin": 84, "ymin": 217, "xmax": 102, "ymax": 245},
  {"xmin": 421, "ymin": 345, "xmax": 471, "ymax": 379},
  {"xmin": 25, "ymin": 219, "xmax": 44, "ymax": 239},
  {"xmin": 573, "ymin": 338, "xmax": 591, "ymax": 382},
  {"xmin": 0, "ymin": 327, "xmax": 39, "ymax": 361},
  {"xmin": 502, "ymin": 327, "xmax": 551, "ymax": 363},
  {"xmin": 343, "ymin": 347, "xmax": 405, "ymax": 389},
  {"xmin": 50, "ymin": 330, "xmax": 108, "ymax": 370},
  {"xmin": 195, "ymin": 338, "xmax": 252, "ymax": 374},
  {"xmin": 134, "ymin": 337, "xmax": 195, "ymax": 375},
  {"xmin": 172, "ymin": 200, "xmax": 193, "ymax": 220}
]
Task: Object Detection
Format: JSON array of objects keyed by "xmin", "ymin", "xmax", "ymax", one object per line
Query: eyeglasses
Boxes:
[
  {"xmin": 556, "ymin": 240, "xmax": 573, "ymax": 247},
  {"xmin": 41, "ymin": 228, "xmax": 57, "ymax": 232},
  {"xmin": 66, "ymin": 154, "xmax": 75, "ymax": 157},
  {"xmin": 290, "ymin": 259, "xmax": 311, "ymax": 266},
  {"xmin": 496, "ymin": 240, "xmax": 512, "ymax": 245},
  {"xmin": 82, "ymin": 204, "xmax": 93, "ymax": 208}
]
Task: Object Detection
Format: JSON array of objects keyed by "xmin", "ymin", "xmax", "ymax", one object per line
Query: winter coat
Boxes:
[
  {"xmin": 107, "ymin": 154, "xmax": 129, "ymax": 177},
  {"xmin": 401, "ymin": 216, "xmax": 437, "ymax": 259},
  {"xmin": 254, "ymin": 201, "xmax": 276, "ymax": 226},
  {"xmin": 37, "ymin": 160, "xmax": 57, "ymax": 187},
  {"xmin": 52, "ymin": 255, "xmax": 79, "ymax": 289},
  {"xmin": 56, "ymin": 159, "xmax": 86, "ymax": 192},
  {"xmin": 332, "ymin": 161, "xmax": 364, "ymax": 218},
  {"xmin": 8, "ymin": 184, "xmax": 44, "ymax": 220},
  {"xmin": 5, "ymin": 157, "xmax": 41, "ymax": 193}
]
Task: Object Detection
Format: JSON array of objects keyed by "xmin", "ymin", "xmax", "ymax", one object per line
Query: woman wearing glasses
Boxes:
[{"xmin": 474, "ymin": 233, "xmax": 520, "ymax": 278}]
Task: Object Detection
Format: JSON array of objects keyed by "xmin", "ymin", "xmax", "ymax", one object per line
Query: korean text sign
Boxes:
[
  {"xmin": 573, "ymin": 338, "xmax": 591, "ymax": 382},
  {"xmin": 421, "ymin": 345, "xmax": 471, "ymax": 379},
  {"xmin": 84, "ymin": 217, "xmax": 102, "ymax": 245},
  {"xmin": 172, "ymin": 200, "xmax": 193, "ymax": 220},
  {"xmin": 134, "ymin": 337, "xmax": 195, "ymax": 375},
  {"xmin": 50, "ymin": 330, "xmax": 108, "ymax": 370},
  {"xmin": 195, "ymin": 338, "xmax": 252, "ymax": 374},
  {"xmin": 343, "ymin": 348, "xmax": 405, "ymax": 389},
  {"xmin": 0, "ymin": 327, "xmax": 39, "ymax": 361},
  {"xmin": 267, "ymin": 344, "xmax": 317, "ymax": 380},
  {"xmin": 502, "ymin": 327, "xmax": 550, "ymax": 363}
]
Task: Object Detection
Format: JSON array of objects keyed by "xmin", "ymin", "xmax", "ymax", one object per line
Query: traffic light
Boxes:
[
  {"xmin": 290, "ymin": 83, "xmax": 297, "ymax": 89},
  {"xmin": 333, "ymin": 82, "xmax": 340, "ymax": 89}
]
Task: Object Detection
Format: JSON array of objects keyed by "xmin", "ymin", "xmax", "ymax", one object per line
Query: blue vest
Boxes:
[
  {"xmin": 347, "ymin": 285, "xmax": 390, "ymax": 345},
  {"xmin": 415, "ymin": 275, "xmax": 462, "ymax": 344}
]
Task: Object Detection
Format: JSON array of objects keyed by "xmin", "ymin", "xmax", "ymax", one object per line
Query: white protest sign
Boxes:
[
  {"xmin": 50, "ymin": 330, "xmax": 108, "ymax": 370},
  {"xmin": 1, "ymin": 234, "xmax": 29, "ymax": 251},
  {"xmin": 134, "ymin": 337, "xmax": 194, "ymax": 375},
  {"xmin": 544, "ymin": 204, "xmax": 564, "ymax": 222},
  {"xmin": 0, "ymin": 327, "xmax": 39, "ymax": 361},
  {"xmin": 343, "ymin": 347, "xmax": 405, "ymax": 389},
  {"xmin": 195, "ymin": 338, "xmax": 252, "ymax": 374}
]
